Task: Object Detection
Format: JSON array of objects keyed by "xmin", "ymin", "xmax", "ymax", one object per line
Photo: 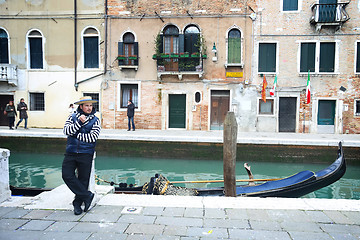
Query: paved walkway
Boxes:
[
  {"xmin": 0, "ymin": 127, "xmax": 359, "ymax": 239},
  {"xmin": 0, "ymin": 126, "xmax": 359, "ymax": 146}
]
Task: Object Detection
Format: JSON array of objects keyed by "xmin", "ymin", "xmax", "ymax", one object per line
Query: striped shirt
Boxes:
[{"xmin": 63, "ymin": 112, "xmax": 101, "ymax": 143}]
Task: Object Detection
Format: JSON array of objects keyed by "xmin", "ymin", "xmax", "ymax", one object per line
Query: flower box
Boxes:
[
  {"xmin": 191, "ymin": 53, "xmax": 200, "ymax": 58},
  {"xmin": 152, "ymin": 54, "xmax": 158, "ymax": 59},
  {"xmin": 117, "ymin": 56, "xmax": 126, "ymax": 60},
  {"xmin": 180, "ymin": 53, "xmax": 189, "ymax": 58},
  {"xmin": 129, "ymin": 56, "xmax": 138, "ymax": 60},
  {"xmin": 202, "ymin": 54, "xmax": 207, "ymax": 59},
  {"xmin": 170, "ymin": 54, "xmax": 179, "ymax": 58},
  {"xmin": 161, "ymin": 54, "xmax": 170, "ymax": 58}
]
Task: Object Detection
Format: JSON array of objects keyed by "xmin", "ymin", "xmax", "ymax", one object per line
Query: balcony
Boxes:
[
  {"xmin": 117, "ymin": 56, "xmax": 138, "ymax": 70},
  {"xmin": 0, "ymin": 64, "xmax": 18, "ymax": 86},
  {"xmin": 310, "ymin": 2, "xmax": 350, "ymax": 31},
  {"xmin": 153, "ymin": 53, "xmax": 206, "ymax": 80}
]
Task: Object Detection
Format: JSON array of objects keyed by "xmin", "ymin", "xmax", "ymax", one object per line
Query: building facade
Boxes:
[{"xmin": 0, "ymin": 0, "xmax": 359, "ymax": 134}]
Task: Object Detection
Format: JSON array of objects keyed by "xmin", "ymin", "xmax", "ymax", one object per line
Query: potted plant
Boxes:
[
  {"xmin": 180, "ymin": 52, "xmax": 189, "ymax": 58},
  {"xmin": 170, "ymin": 53, "xmax": 179, "ymax": 58},
  {"xmin": 191, "ymin": 52, "xmax": 200, "ymax": 58},
  {"xmin": 161, "ymin": 53, "xmax": 170, "ymax": 58},
  {"xmin": 129, "ymin": 55, "xmax": 138, "ymax": 60}
]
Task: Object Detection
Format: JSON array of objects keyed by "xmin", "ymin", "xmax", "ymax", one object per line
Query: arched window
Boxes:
[
  {"xmin": 184, "ymin": 25, "xmax": 200, "ymax": 54},
  {"xmin": 83, "ymin": 27, "xmax": 99, "ymax": 68},
  {"xmin": 0, "ymin": 29, "xmax": 9, "ymax": 64},
  {"xmin": 162, "ymin": 25, "xmax": 179, "ymax": 71},
  {"xmin": 28, "ymin": 30, "xmax": 44, "ymax": 69},
  {"xmin": 227, "ymin": 28, "xmax": 242, "ymax": 64},
  {"xmin": 118, "ymin": 32, "xmax": 138, "ymax": 66}
]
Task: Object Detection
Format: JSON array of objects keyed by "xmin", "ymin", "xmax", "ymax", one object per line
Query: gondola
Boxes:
[{"xmin": 114, "ymin": 141, "xmax": 346, "ymax": 198}]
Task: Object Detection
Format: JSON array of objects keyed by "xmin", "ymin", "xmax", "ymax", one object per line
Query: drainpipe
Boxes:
[
  {"xmin": 104, "ymin": 0, "xmax": 108, "ymax": 75},
  {"xmin": 74, "ymin": 0, "xmax": 78, "ymax": 91}
]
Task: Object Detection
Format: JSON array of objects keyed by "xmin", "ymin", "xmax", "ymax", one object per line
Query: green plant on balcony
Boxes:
[
  {"xmin": 195, "ymin": 35, "xmax": 207, "ymax": 59},
  {"xmin": 180, "ymin": 52, "xmax": 189, "ymax": 58},
  {"xmin": 128, "ymin": 55, "xmax": 138, "ymax": 60},
  {"xmin": 170, "ymin": 53, "xmax": 179, "ymax": 58},
  {"xmin": 117, "ymin": 55, "xmax": 126, "ymax": 60}
]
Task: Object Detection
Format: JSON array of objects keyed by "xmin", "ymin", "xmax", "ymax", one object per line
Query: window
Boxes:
[
  {"xmin": 227, "ymin": 29, "xmax": 242, "ymax": 64},
  {"xmin": 118, "ymin": 32, "xmax": 138, "ymax": 66},
  {"xmin": 83, "ymin": 93, "xmax": 99, "ymax": 111},
  {"xmin": 184, "ymin": 25, "xmax": 200, "ymax": 54},
  {"xmin": 120, "ymin": 84, "xmax": 138, "ymax": 108},
  {"xmin": 283, "ymin": 0, "xmax": 298, "ymax": 11},
  {"xmin": 0, "ymin": 28, "xmax": 9, "ymax": 64},
  {"xmin": 356, "ymin": 42, "xmax": 360, "ymax": 73},
  {"xmin": 300, "ymin": 42, "xmax": 336, "ymax": 73},
  {"xmin": 259, "ymin": 99, "xmax": 274, "ymax": 115},
  {"xmin": 30, "ymin": 92, "xmax": 45, "ymax": 111},
  {"xmin": 355, "ymin": 99, "xmax": 360, "ymax": 116},
  {"xmin": 83, "ymin": 27, "xmax": 99, "ymax": 68},
  {"xmin": 258, "ymin": 43, "xmax": 276, "ymax": 73},
  {"xmin": 28, "ymin": 30, "xmax": 43, "ymax": 69},
  {"xmin": 195, "ymin": 92, "xmax": 201, "ymax": 103}
]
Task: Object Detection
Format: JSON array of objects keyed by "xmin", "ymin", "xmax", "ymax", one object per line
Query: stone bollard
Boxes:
[{"xmin": 0, "ymin": 148, "xmax": 11, "ymax": 203}]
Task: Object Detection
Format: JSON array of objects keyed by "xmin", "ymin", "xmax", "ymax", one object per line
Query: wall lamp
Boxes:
[{"xmin": 212, "ymin": 43, "xmax": 217, "ymax": 62}]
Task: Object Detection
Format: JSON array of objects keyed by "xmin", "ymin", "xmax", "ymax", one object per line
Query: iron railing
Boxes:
[{"xmin": 310, "ymin": 2, "xmax": 350, "ymax": 26}]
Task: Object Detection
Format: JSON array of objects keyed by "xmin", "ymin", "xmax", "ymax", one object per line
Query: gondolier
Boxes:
[{"xmin": 62, "ymin": 96, "xmax": 101, "ymax": 215}]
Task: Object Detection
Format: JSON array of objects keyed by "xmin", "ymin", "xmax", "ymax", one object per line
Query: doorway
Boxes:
[
  {"xmin": 318, "ymin": 100, "xmax": 336, "ymax": 133},
  {"xmin": 0, "ymin": 95, "xmax": 14, "ymax": 126},
  {"xmin": 279, "ymin": 97, "xmax": 297, "ymax": 132},
  {"xmin": 169, "ymin": 94, "xmax": 186, "ymax": 128},
  {"xmin": 210, "ymin": 90, "xmax": 230, "ymax": 130}
]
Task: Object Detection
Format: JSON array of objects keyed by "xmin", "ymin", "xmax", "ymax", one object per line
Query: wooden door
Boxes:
[
  {"xmin": 210, "ymin": 90, "xmax": 230, "ymax": 130},
  {"xmin": 169, "ymin": 94, "xmax": 186, "ymax": 128},
  {"xmin": 279, "ymin": 97, "xmax": 297, "ymax": 132}
]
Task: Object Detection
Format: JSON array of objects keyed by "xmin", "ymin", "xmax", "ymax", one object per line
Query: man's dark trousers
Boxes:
[{"xmin": 62, "ymin": 153, "xmax": 93, "ymax": 200}]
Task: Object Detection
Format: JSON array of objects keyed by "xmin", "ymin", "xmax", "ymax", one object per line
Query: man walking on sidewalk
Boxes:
[
  {"xmin": 62, "ymin": 96, "xmax": 101, "ymax": 215},
  {"xmin": 15, "ymin": 98, "xmax": 28, "ymax": 129}
]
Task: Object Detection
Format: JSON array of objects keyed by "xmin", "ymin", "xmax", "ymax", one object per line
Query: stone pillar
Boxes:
[{"xmin": 0, "ymin": 148, "xmax": 11, "ymax": 203}]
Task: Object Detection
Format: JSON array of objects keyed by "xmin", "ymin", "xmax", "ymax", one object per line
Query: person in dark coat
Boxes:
[
  {"xmin": 127, "ymin": 100, "xmax": 135, "ymax": 131},
  {"xmin": 4, "ymin": 100, "xmax": 17, "ymax": 130},
  {"xmin": 62, "ymin": 96, "xmax": 101, "ymax": 215},
  {"xmin": 15, "ymin": 98, "xmax": 28, "ymax": 129}
]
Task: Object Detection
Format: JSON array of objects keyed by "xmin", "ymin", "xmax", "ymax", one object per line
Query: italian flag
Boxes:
[
  {"xmin": 270, "ymin": 75, "xmax": 277, "ymax": 97},
  {"xmin": 306, "ymin": 71, "xmax": 311, "ymax": 104}
]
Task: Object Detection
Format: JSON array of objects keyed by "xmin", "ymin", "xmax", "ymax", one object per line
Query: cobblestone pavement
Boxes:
[{"xmin": 1, "ymin": 195, "xmax": 360, "ymax": 240}]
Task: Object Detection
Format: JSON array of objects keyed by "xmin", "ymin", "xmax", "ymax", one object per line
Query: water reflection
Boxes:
[{"xmin": 8, "ymin": 152, "xmax": 360, "ymax": 199}]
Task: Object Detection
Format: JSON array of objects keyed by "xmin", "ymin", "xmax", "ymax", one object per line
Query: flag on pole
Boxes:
[
  {"xmin": 306, "ymin": 70, "xmax": 311, "ymax": 104},
  {"xmin": 261, "ymin": 75, "xmax": 267, "ymax": 102},
  {"xmin": 270, "ymin": 75, "xmax": 277, "ymax": 97}
]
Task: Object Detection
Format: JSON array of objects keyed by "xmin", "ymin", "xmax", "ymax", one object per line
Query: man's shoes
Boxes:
[
  {"xmin": 127, "ymin": 129, "xmax": 130, "ymax": 131},
  {"xmin": 132, "ymin": 129, "xmax": 135, "ymax": 131},
  {"xmin": 15, "ymin": 126, "xmax": 17, "ymax": 129},
  {"xmin": 83, "ymin": 193, "xmax": 94, "ymax": 212},
  {"xmin": 72, "ymin": 199, "xmax": 83, "ymax": 215}
]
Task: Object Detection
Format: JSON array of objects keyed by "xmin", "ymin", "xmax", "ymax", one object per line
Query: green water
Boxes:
[{"xmin": 8, "ymin": 152, "xmax": 360, "ymax": 199}]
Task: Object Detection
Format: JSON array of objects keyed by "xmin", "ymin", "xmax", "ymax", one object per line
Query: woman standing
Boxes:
[{"xmin": 5, "ymin": 100, "xmax": 17, "ymax": 130}]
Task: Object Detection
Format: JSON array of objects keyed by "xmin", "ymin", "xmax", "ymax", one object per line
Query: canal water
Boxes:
[{"xmin": 8, "ymin": 151, "xmax": 360, "ymax": 200}]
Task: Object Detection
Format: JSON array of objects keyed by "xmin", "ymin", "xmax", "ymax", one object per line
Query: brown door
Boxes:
[
  {"xmin": 210, "ymin": 90, "xmax": 230, "ymax": 130},
  {"xmin": 0, "ymin": 95, "xmax": 14, "ymax": 126},
  {"xmin": 164, "ymin": 36, "xmax": 179, "ymax": 71}
]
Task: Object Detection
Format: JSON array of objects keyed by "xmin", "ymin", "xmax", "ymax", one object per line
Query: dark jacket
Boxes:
[
  {"xmin": 127, "ymin": 102, "xmax": 135, "ymax": 117},
  {"xmin": 5, "ymin": 104, "xmax": 17, "ymax": 118},
  {"xmin": 17, "ymin": 102, "xmax": 28, "ymax": 119},
  {"xmin": 63, "ymin": 107, "xmax": 101, "ymax": 154}
]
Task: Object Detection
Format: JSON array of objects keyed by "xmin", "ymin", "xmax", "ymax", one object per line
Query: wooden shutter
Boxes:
[
  {"xmin": 356, "ymin": 42, "xmax": 360, "ymax": 73},
  {"xmin": 29, "ymin": 38, "xmax": 43, "ymax": 69},
  {"xmin": 259, "ymin": 43, "xmax": 276, "ymax": 72},
  {"xmin": 300, "ymin": 43, "xmax": 316, "ymax": 72},
  {"xmin": 118, "ymin": 42, "xmax": 124, "ymax": 66},
  {"xmin": 283, "ymin": 0, "xmax": 298, "ymax": 11},
  {"xmin": 134, "ymin": 42, "xmax": 139, "ymax": 66},
  {"xmin": 228, "ymin": 38, "xmax": 241, "ymax": 64},
  {"xmin": 84, "ymin": 36, "xmax": 99, "ymax": 68},
  {"xmin": 319, "ymin": 42, "xmax": 335, "ymax": 72}
]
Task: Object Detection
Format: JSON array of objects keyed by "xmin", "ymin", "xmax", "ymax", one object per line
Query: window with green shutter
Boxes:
[
  {"xmin": 258, "ymin": 43, "xmax": 276, "ymax": 73},
  {"xmin": 228, "ymin": 29, "xmax": 241, "ymax": 64},
  {"xmin": 300, "ymin": 43, "xmax": 316, "ymax": 72},
  {"xmin": 283, "ymin": 0, "xmax": 298, "ymax": 11},
  {"xmin": 319, "ymin": 42, "xmax": 335, "ymax": 72}
]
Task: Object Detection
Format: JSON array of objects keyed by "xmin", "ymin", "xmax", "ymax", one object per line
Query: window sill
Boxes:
[
  {"xmin": 119, "ymin": 65, "xmax": 138, "ymax": 71},
  {"xmin": 158, "ymin": 71, "xmax": 203, "ymax": 80},
  {"xmin": 258, "ymin": 72, "xmax": 277, "ymax": 76},
  {"xmin": 225, "ymin": 63, "xmax": 244, "ymax": 68},
  {"xmin": 298, "ymin": 72, "xmax": 339, "ymax": 77}
]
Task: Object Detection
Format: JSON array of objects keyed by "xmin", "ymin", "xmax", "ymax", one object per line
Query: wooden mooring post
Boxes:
[{"xmin": 223, "ymin": 112, "xmax": 238, "ymax": 197}]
